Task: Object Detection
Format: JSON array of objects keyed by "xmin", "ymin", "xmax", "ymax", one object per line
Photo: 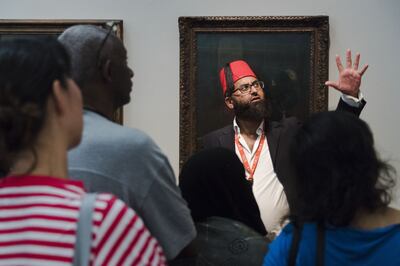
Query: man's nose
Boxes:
[{"xmin": 250, "ymin": 85, "xmax": 258, "ymax": 94}]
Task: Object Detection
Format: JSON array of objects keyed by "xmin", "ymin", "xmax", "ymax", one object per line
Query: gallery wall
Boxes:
[{"xmin": 1, "ymin": 0, "xmax": 399, "ymax": 206}]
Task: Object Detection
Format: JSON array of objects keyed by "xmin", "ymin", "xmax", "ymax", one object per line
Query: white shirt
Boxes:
[{"xmin": 233, "ymin": 119, "xmax": 289, "ymax": 235}]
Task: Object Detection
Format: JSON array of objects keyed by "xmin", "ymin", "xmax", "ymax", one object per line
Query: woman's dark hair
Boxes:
[
  {"xmin": 0, "ymin": 38, "xmax": 71, "ymax": 175},
  {"xmin": 290, "ymin": 111, "xmax": 395, "ymax": 226}
]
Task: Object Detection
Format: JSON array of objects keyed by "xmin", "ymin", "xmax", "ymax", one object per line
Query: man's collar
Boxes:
[
  {"xmin": 84, "ymin": 106, "xmax": 112, "ymax": 121},
  {"xmin": 233, "ymin": 117, "xmax": 264, "ymax": 135}
]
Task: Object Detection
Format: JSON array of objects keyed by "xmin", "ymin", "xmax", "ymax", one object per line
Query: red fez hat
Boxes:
[{"xmin": 219, "ymin": 60, "xmax": 257, "ymax": 96}]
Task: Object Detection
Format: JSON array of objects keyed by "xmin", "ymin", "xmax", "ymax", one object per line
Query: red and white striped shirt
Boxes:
[{"xmin": 0, "ymin": 175, "xmax": 166, "ymax": 266}]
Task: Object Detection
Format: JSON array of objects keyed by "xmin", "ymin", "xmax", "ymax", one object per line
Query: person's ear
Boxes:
[
  {"xmin": 51, "ymin": 80, "xmax": 68, "ymax": 115},
  {"xmin": 224, "ymin": 96, "xmax": 234, "ymax": 110},
  {"xmin": 100, "ymin": 59, "xmax": 112, "ymax": 83}
]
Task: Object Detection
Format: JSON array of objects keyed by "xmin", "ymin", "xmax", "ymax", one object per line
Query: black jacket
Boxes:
[{"xmin": 202, "ymin": 98, "xmax": 366, "ymax": 211}]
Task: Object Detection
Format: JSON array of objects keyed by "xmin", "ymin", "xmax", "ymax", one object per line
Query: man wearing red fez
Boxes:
[{"xmin": 203, "ymin": 50, "xmax": 368, "ymax": 237}]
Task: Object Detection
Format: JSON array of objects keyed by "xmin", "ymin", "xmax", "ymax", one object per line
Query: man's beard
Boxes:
[{"xmin": 233, "ymin": 98, "xmax": 270, "ymax": 121}]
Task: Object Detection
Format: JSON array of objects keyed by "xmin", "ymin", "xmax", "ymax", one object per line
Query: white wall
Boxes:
[{"xmin": 1, "ymin": 0, "xmax": 400, "ymax": 206}]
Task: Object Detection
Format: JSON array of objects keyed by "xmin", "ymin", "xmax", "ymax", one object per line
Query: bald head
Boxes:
[
  {"xmin": 58, "ymin": 25, "xmax": 123, "ymax": 89},
  {"xmin": 58, "ymin": 25, "xmax": 133, "ymax": 114}
]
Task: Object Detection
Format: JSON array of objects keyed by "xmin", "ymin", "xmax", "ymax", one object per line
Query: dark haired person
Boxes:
[
  {"xmin": 263, "ymin": 111, "xmax": 400, "ymax": 265},
  {"xmin": 179, "ymin": 147, "xmax": 267, "ymax": 235},
  {"xmin": 0, "ymin": 38, "xmax": 165, "ymax": 265},
  {"xmin": 203, "ymin": 51, "xmax": 368, "ymax": 236},
  {"xmin": 59, "ymin": 25, "xmax": 196, "ymax": 261}
]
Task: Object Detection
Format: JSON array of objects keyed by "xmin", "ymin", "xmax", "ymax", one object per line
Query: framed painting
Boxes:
[
  {"xmin": 0, "ymin": 19, "xmax": 124, "ymax": 124},
  {"xmin": 179, "ymin": 16, "xmax": 330, "ymax": 167}
]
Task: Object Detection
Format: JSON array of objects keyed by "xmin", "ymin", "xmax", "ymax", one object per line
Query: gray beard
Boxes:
[{"xmin": 233, "ymin": 99, "xmax": 268, "ymax": 121}]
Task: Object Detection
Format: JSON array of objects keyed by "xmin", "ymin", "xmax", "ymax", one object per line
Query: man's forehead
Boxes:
[{"xmin": 234, "ymin": 76, "xmax": 257, "ymax": 86}]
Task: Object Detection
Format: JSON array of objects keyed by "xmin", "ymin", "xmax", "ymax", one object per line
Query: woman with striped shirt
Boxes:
[{"xmin": 0, "ymin": 38, "xmax": 166, "ymax": 266}]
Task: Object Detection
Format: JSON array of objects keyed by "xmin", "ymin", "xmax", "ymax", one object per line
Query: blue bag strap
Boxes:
[{"xmin": 73, "ymin": 193, "xmax": 97, "ymax": 266}]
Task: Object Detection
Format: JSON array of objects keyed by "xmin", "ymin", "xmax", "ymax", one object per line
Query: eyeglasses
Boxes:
[
  {"xmin": 233, "ymin": 80, "xmax": 264, "ymax": 94},
  {"xmin": 96, "ymin": 22, "xmax": 117, "ymax": 67}
]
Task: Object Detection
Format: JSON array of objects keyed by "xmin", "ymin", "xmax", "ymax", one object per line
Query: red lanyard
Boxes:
[{"xmin": 235, "ymin": 131, "xmax": 265, "ymax": 182}]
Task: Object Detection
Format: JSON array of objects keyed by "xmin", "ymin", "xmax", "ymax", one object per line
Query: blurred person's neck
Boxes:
[
  {"xmin": 82, "ymin": 84, "xmax": 117, "ymax": 121},
  {"xmin": 351, "ymin": 207, "xmax": 400, "ymax": 230}
]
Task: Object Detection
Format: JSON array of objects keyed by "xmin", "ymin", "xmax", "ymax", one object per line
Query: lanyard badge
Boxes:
[{"xmin": 235, "ymin": 132, "xmax": 265, "ymax": 182}]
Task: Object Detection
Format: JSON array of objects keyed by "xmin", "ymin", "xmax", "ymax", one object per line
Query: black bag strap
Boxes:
[
  {"xmin": 288, "ymin": 222, "xmax": 302, "ymax": 266},
  {"xmin": 316, "ymin": 222, "xmax": 325, "ymax": 266},
  {"xmin": 287, "ymin": 221, "xmax": 325, "ymax": 266}
]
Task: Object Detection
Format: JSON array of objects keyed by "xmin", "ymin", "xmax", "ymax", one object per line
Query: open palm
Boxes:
[{"xmin": 325, "ymin": 49, "xmax": 368, "ymax": 97}]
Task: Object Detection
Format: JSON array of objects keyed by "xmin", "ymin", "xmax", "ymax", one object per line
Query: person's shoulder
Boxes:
[
  {"xmin": 210, "ymin": 124, "xmax": 233, "ymax": 135},
  {"xmin": 273, "ymin": 116, "xmax": 301, "ymax": 127},
  {"xmin": 92, "ymin": 193, "xmax": 167, "ymax": 265},
  {"xmin": 279, "ymin": 222, "xmax": 319, "ymax": 242},
  {"xmin": 117, "ymin": 126, "xmax": 155, "ymax": 146},
  {"xmin": 279, "ymin": 222, "xmax": 295, "ymax": 236},
  {"xmin": 263, "ymin": 223, "xmax": 294, "ymax": 266},
  {"xmin": 203, "ymin": 125, "xmax": 233, "ymax": 139},
  {"xmin": 280, "ymin": 222, "xmax": 317, "ymax": 233},
  {"xmin": 84, "ymin": 112, "xmax": 157, "ymax": 149},
  {"xmin": 94, "ymin": 192, "xmax": 127, "ymax": 208},
  {"xmin": 268, "ymin": 116, "xmax": 302, "ymax": 136},
  {"xmin": 94, "ymin": 192, "xmax": 143, "ymax": 222},
  {"xmin": 202, "ymin": 125, "xmax": 233, "ymax": 149}
]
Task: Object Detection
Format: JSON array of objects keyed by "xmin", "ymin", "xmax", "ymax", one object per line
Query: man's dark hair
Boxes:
[
  {"xmin": 0, "ymin": 38, "xmax": 71, "ymax": 174},
  {"xmin": 290, "ymin": 111, "xmax": 395, "ymax": 226}
]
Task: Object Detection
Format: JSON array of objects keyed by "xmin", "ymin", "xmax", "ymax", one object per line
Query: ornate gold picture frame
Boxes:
[{"xmin": 0, "ymin": 19, "xmax": 124, "ymax": 124}]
